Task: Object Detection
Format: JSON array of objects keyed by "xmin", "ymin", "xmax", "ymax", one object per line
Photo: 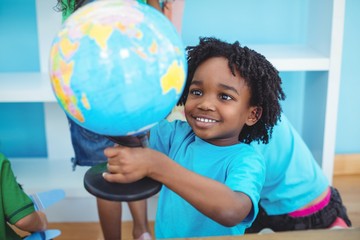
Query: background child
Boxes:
[
  {"xmin": 246, "ymin": 114, "xmax": 352, "ymax": 232},
  {"xmin": 0, "ymin": 152, "xmax": 48, "ymax": 240},
  {"xmin": 103, "ymin": 37, "xmax": 286, "ymax": 238}
]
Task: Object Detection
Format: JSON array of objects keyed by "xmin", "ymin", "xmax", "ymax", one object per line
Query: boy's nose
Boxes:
[{"xmin": 197, "ymin": 97, "xmax": 216, "ymax": 111}]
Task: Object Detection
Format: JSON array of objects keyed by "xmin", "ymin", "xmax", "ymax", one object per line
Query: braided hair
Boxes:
[{"xmin": 178, "ymin": 37, "xmax": 285, "ymax": 144}]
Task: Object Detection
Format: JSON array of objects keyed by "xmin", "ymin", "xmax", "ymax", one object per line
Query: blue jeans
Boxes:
[{"xmin": 67, "ymin": 117, "xmax": 114, "ymax": 170}]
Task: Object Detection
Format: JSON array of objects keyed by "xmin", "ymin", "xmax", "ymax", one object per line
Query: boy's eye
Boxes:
[
  {"xmin": 190, "ymin": 89, "xmax": 202, "ymax": 96},
  {"xmin": 219, "ymin": 93, "xmax": 232, "ymax": 101}
]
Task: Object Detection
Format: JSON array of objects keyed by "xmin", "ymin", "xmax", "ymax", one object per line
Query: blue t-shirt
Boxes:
[
  {"xmin": 149, "ymin": 120, "xmax": 265, "ymax": 238},
  {"xmin": 251, "ymin": 114, "xmax": 329, "ymax": 215}
]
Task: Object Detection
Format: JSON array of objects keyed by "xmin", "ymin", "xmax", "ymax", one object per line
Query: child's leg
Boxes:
[
  {"xmin": 128, "ymin": 200, "xmax": 151, "ymax": 239},
  {"xmin": 96, "ymin": 197, "xmax": 122, "ymax": 240}
]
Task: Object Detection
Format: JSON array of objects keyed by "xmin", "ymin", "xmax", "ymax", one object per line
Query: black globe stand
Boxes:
[{"xmin": 83, "ymin": 133, "xmax": 162, "ymax": 202}]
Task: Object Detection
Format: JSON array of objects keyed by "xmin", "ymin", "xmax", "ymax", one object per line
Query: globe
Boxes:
[{"xmin": 49, "ymin": 0, "xmax": 187, "ymax": 136}]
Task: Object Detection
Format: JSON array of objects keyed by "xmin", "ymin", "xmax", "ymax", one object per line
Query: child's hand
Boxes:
[{"xmin": 102, "ymin": 145, "xmax": 155, "ymax": 183}]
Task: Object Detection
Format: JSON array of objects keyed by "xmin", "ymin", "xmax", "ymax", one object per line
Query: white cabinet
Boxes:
[
  {"xmin": 265, "ymin": 0, "xmax": 345, "ymax": 182},
  {"xmin": 268, "ymin": 0, "xmax": 345, "ymax": 182}
]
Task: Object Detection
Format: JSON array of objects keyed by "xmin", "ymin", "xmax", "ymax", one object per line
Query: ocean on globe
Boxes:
[{"xmin": 49, "ymin": 0, "xmax": 187, "ymax": 136}]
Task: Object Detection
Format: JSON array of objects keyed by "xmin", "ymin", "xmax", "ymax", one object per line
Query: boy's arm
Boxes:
[
  {"xmin": 151, "ymin": 151, "xmax": 252, "ymax": 227},
  {"xmin": 14, "ymin": 210, "xmax": 48, "ymax": 233},
  {"xmin": 103, "ymin": 146, "xmax": 252, "ymax": 227}
]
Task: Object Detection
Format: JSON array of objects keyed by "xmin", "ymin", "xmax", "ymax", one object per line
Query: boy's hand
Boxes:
[{"xmin": 102, "ymin": 145, "xmax": 153, "ymax": 183}]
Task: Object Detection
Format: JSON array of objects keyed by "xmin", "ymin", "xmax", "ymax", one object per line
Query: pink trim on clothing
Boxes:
[{"xmin": 289, "ymin": 188, "xmax": 331, "ymax": 217}]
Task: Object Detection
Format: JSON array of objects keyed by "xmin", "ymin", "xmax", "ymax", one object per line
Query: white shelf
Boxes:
[
  {"xmin": 10, "ymin": 158, "xmax": 159, "ymax": 222},
  {"xmin": 10, "ymin": 158, "xmax": 90, "ymax": 198},
  {"xmin": 250, "ymin": 45, "xmax": 330, "ymax": 71},
  {"xmin": 0, "ymin": 45, "xmax": 330, "ymax": 104},
  {"xmin": 0, "ymin": 72, "xmax": 56, "ymax": 102}
]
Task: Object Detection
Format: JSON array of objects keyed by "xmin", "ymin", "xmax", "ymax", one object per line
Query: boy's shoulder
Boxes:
[{"xmin": 235, "ymin": 142, "xmax": 265, "ymax": 160}]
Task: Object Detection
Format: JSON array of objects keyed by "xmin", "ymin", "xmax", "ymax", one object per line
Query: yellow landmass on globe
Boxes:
[
  {"xmin": 86, "ymin": 23, "xmax": 113, "ymax": 50},
  {"xmin": 115, "ymin": 22, "xmax": 143, "ymax": 39},
  {"xmin": 59, "ymin": 38, "xmax": 80, "ymax": 60},
  {"xmin": 81, "ymin": 93, "xmax": 91, "ymax": 110},
  {"xmin": 50, "ymin": 46, "xmax": 84, "ymax": 123},
  {"xmin": 116, "ymin": 22, "xmax": 127, "ymax": 32},
  {"xmin": 132, "ymin": 47, "xmax": 148, "ymax": 59},
  {"xmin": 59, "ymin": 59, "xmax": 74, "ymax": 86},
  {"xmin": 50, "ymin": 43, "xmax": 61, "ymax": 72},
  {"xmin": 51, "ymin": 75, "xmax": 85, "ymax": 123},
  {"xmin": 149, "ymin": 41, "xmax": 158, "ymax": 54},
  {"xmin": 161, "ymin": 61, "xmax": 185, "ymax": 94}
]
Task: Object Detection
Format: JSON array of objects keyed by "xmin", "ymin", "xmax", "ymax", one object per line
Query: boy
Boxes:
[{"xmin": 103, "ymin": 37, "xmax": 285, "ymax": 238}]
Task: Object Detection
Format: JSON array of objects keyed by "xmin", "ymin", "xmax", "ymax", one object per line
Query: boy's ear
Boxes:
[{"xmin": 246, "ymin": 106, "xmax": 262, "ymax": 126}]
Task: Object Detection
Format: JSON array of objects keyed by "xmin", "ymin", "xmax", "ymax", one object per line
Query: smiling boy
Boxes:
[{"xmin": 103, "ymin": 37, "xmax": 285, "ymax": 238}]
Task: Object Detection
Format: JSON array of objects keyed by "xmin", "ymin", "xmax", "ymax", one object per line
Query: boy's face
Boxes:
[{"xmin": 184, "ymin": 57, "xmax": 259, "ymax": 146}]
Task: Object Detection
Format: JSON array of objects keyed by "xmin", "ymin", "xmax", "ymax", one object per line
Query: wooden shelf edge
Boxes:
[{"xmin": 334, "ymin": 154, "xmax": 360, "ymax": 176}]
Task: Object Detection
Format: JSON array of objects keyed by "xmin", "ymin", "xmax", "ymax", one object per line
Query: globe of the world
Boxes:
[{"xmin": 49, "ymin": 0, "xmax": 187, "ymax": 136}]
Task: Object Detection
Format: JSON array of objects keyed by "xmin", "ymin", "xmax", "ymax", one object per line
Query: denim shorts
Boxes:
[{"xmin": 67, "ymin": 117, "xmax": 114, "ymax": 170}]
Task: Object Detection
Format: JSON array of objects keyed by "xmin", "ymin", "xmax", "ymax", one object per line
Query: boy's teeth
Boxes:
[{"xmin": 196, "ymin": 117, "xmax": 216, "ymax": 123}]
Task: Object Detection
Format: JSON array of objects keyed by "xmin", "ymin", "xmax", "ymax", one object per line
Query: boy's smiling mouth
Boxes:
[
  {"xmin": 190, "ymin": 115, "xmax": 220, "ymax": 129},
  {"xmin": 196, "ymin": 117, "xmax": 217, "ymax": 123}
]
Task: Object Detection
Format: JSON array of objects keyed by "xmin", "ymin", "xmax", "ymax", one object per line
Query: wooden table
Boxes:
[{"xmin": 172, "ymin": 228, "xmax": 360, "ymax": 240}]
